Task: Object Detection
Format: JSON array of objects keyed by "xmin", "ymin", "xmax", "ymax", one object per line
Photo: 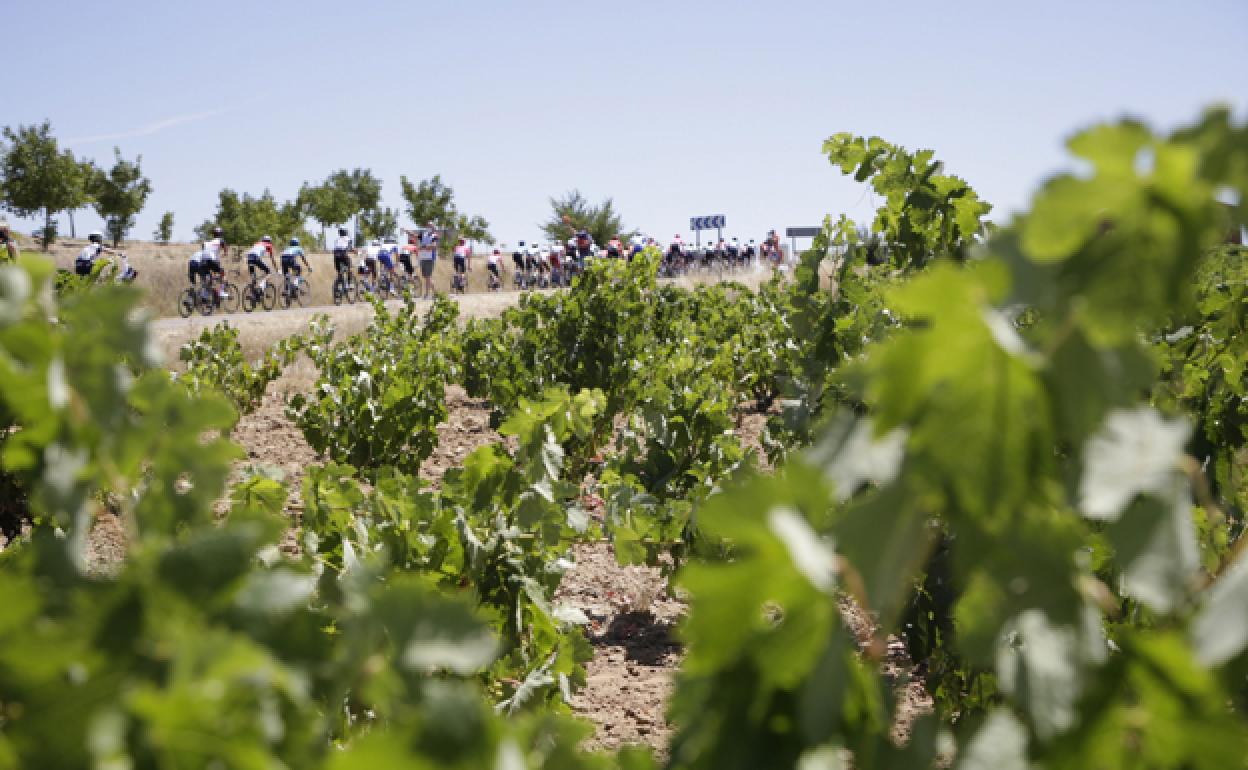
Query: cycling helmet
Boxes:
[
  {"xmin": 87, "ymin": 231, "xmax": 103, "ymax": 243},
  {"xmin": 213, "ymin": 227, "xmax": 224, "ymax": 237},
  {"xmin": 370, "ymin": 239, "xmax": 380, "ymax": 247},
  {"xmin": 261, "ymin": 235, "xmax": 272, "ymax": 243},
  {"xmin": 338, "ymin": 227, "xmax": 348, "ymax": 236},
  {"xmin": 575, "ymin": 230, "xmax": 589, "ymax": 240},
  {"xmin": 290, "ymin": 238, "xmax": 300, "ymax": 246}
]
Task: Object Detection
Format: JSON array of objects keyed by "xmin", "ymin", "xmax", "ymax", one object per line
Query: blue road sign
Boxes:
[{"xmin": 690, "ymin": 215, "xmax": 726, "ymax": 231}]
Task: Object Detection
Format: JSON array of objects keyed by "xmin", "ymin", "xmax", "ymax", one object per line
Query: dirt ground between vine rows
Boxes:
[
  {"xmin": 216, "ymin": 376, "xmax": 688, "ymax": 751},
  {"xmin": 215, "ymin": 374, "xmax": 930, "ymax": 754}
]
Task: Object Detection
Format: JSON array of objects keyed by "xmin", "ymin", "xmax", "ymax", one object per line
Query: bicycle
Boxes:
[
  {"xmin": 450, "ymin": 270, "xmax": 467, "ymax": 294},
  {"xmin": 332, "ymin": 265, "xmax": 359, "ymax": 305},
  {"xmin": 377, "ymin": 267, "xmax": 405, "ymax": 298},
  {"xmin": 280, "ymin": 270, "xmax": 311, "ymax": 308},
  {"xmin": 179, "ymin": 269, "xmax": 239, "ymax": 316},
  {"xmin": 487, "ymin": 267, "xmax": 502, "ymax": 291},
  {"xmin": 241, "ymin": 273, "xmax": 277, "ymax": 312}
]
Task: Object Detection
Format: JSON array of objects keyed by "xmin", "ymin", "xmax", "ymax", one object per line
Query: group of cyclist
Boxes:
[
  {"xmin": 183, "ymin": 224, "xmax": 786, "ymax": 303},
  {"xmin": 187, "ymin": 228, "xmax": 310, "ymax": 300}
]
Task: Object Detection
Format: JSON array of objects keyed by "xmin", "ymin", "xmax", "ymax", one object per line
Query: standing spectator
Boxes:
[
  {"xmin": 0, "ymin": 218, "xmax": 17, "ymax": 263},
  {"xmin": 418, "ymin": 222, "xmax": 439, "ymax": 299}
]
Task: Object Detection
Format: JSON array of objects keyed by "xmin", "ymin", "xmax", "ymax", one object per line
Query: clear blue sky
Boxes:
[{"xmin": 5, "ymin": 0, "xmax": 1245, "ymax": 247}]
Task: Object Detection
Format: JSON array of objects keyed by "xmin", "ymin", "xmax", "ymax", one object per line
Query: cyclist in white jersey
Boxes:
[
  {"xmin": 74, "ymin": 231, "xmax": 122, "ymax": 277},
  {"xmin": 199, "ymin": 227, "xmax": 227, "ymax": 295}
]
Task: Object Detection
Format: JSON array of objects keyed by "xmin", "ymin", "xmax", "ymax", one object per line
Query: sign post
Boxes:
[
  {"xmin": 690, "ymin": 215, "xmax": 726, "ymax": 250},
  {"xmin": 785, "ymin": 226, "xmax": 822, "ymax": 261}
]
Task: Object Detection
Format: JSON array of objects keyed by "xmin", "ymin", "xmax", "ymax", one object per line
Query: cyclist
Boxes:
[
  {"xmin": 511, "ymin": 240, "xmax": 527, "ymax": 284},
  {"xmin": 606, "ymin": 237, "xmax": 622, "ymax": 259},
  {"xmin": 187, "ymin": 247, "xmax": 202, "ymax": 287},
  {"xmin": 572, "ymin": 230, "xmax": 594, "ymax": 270},
  {"xmin": 526, "ymin": 242, "xmax": 541, "ymax": 283},
  {"xmin": 75, "ymin": 231, "xmax": 122, "ymax": 277},
  {"xmin": 360, "ymin": 239, "xmax": 381, "ymax": 292},
  {"xmin": 332, "ymin": 227, "xmax": 355, "ymax": 287},
  {"xmin": 744, "ymin": 238, "xmax": 757, "ymax": 264},
  {"xmin": 245, "ymin": 235, "xmax": 277, "ymax": 286},
  {"xmin": 486, "ymin": 247, "xmax": 503, "ymax": 289},
  {"xmin": 0, "ymin": 218, "xmax": 17, "ymax": 263},
  {"xmin": 378, "ymin": 236, "xmax": 400, "ymax": 290},
  {"xmin": 399, "ymin": 232, "xmax": 417, "ymax": 279},
  {"xmin": 281, "ymin": 237, "xmax": 311, "ymax": 282},
  {"xmin": 452, "ymin": 237, "xmax": 470, "ymax": 291},
  {"xmin": 629, "ymin": 236, "xmax": 644, "ymax": 261},
  {"xmin": 548, "ymin": 242, "xmax": 563, "ymax": 286},
  {"xmin": 727, "ymin": 237, "xmax": 741, "ymax": 268},
  {"xmin": 200, "ymin": 227, "xmax": 227, "ymax": 297}
]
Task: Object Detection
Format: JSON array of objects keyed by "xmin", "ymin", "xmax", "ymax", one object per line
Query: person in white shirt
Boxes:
[
  {"xmin": 75, "ymin": 231, "xmax": 122, "ymax": 277},
  {"xmin": 416, "ymin": 223, "xmax": 439, "ymax": 299},
  {"xmin": 196, "ymin": 227, "xmax": 228, "ymax": 295},
  {"xmin": 486, "ymin": 247, "xmax": 502, "ymax": 289},
  {"xmin": 332, "ymin": 227, "xmax": 355, "ymax": 280}
]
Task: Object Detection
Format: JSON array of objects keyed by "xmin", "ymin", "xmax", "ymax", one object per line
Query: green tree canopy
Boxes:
[
  {"xmin": 89, "ymin": 148, "xmax": 152, "ymax": 246},
  {"xmin": 0, "ymin": 121, "xmax": 89, "ymax": 249},
  {"xmin": 153, "ymin": 211, "xmax": 174, "ymax": 243},
  {"xmin": 400, "ymin": 174, "xmax": 456, "ymax": 229},
  {"xmin": 360, "ymin": 206, "xmax": 399, "ymax": 241},
  {"xmin": 400, "ymin": 174, "xmax": 494, "ymax": 245},
  {"xmin": 195, "ymin": 189, "xmax": 308, "ymax": 253},
  {"xmin": 540, "ymin": 189, "xmax": 631, "ymax": 246}
]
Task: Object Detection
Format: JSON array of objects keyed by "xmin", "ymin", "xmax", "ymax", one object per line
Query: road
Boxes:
[{"xmin": 150, "ymin": 290, "xmax": 529, "ymax": 361}]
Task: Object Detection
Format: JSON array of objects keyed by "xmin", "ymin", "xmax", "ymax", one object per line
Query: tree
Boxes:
[
  {"xmin": 360, "ymin": 207, "xmax": 399, "ymax": 241},
  {"xmin": 196, "ymin": 189, "xmax": 308, "ymax": 255},
  {"xmin": 153, "ymin": 211, "xmax": 175, "ymax": 243},
  {"xmin": 541, "ymin": 189, "xmax": 631, "ymax": 246},
  {"xmin": 89, "ymin": 148, "xmax": 152, "ymax": 247},
  {"xmin": 65, "ymin": 159, "xmax": 97, "ymax": 239},
  {"xmin": 399, "ymin": 174, "xmax": 494, "ymax": 245},
  {"xmin": 329, "ymin": 168, "xmax": 382, "ymax": 246},
  {"xmin": 400, "ymin": 174, "xmax": 456, "ymax": 229},
  {"xmin": 299, "ymin": 181, "xmax": 355, "ymax": 247},
  {"xmin": 455, "ymin": 213, "xmax": 495, "ymax": 245},
  {"xmin": 0, "ymin": 121, "xmax": 87, "ymax": 250}
]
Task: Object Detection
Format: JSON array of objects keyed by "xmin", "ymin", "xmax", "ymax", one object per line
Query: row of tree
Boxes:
[
  {"xmin": 1, "ymin": 120, "xmax": 635, "ymax": 253},
  {"xmin": 0, "ymin": 121, "xmax": 161, "ymax": 249}
]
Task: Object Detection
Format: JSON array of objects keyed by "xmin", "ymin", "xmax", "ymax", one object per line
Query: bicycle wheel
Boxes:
[
  {"xmin": 220, "ymin": 282, "xmax": 241, "ymax": 313},
  {"xmin": 198, "ymin": 287, "xmax": 216, "ymax": 316},
  {"xmin": 333, "ymin": 276, "xmax": 345, "ymax": 305},
  {"xmin": 177, "ymin": 288, "xmax": 196, "ymax": 318},
  {"xmin": 241, "ymin": 283, "xmax": 258, "ymax": 312},
  {"xmin": 344, "ymin": 276, "xmax": 360, "ymax": 304},
  {"xmin": 261, "ymin": 282, "xmax": 277, "ymax": 310},
  {"xmin": 298, "ymin": 278, "xmax": 310, "ymax": 304}
]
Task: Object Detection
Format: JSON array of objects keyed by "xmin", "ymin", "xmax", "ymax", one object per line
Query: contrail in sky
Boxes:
[{"xmin": 66, "ymin": 102, "xmax": 255, "ymax": 145}]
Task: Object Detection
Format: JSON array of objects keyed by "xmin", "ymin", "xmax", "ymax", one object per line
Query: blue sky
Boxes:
[{"xmin": 4, "ymin": 0, "xmax": 1245, "ymax": 247}]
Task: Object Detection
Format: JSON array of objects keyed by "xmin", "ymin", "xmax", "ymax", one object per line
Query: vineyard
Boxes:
[{"xmin": 1, "ymin": 107, "xmax": 1247, "ymax": 769}]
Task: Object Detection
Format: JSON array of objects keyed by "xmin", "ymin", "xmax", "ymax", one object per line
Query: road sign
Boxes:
[
  {"xmin": 785, "ymin": 226, "xmax": 822, "ymax": 238},
  {"xmin": 690, "ymin": 215, "xmax": 726, "ymax": 231}
]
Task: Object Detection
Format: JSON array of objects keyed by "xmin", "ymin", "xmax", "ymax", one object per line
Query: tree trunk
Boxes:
[
  {"xmin": 42, "ymin": 208, "xmax": 51, "ymax": 251},
  {"xmin": 69, "ymin": 209, "xmax": 76, "ymax": 239}
]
